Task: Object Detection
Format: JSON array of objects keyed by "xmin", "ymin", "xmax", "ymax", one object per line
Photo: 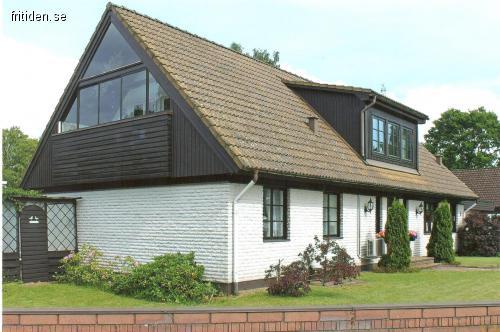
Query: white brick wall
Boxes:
[
  {"xmin": 50, "ymin": 183, "xmax": 232, "ymax": 282},
  {"xmin": 233, "ymin": 185, "xmax": 323, "ymax": 282},
  {"xmin": 51, "ymin": 182, "xmax": 464, "ymax": 285}
]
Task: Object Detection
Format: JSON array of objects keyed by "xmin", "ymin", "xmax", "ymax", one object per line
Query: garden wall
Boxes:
[{"xmin": 4, "ymin": 302, "xmax": 499, "ymax": 331}]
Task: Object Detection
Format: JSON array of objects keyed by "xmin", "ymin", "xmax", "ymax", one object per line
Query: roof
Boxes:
[
  {"xmin": 283, "ymin": 80, "xmax": 429, "ymax": 122},
  {"xmin": 452, "ymin": 168, "xmax": 500, "ymax": 209},
  {"xmin": 67, "ymin": 4, "xmax": 475, "ymax": 200}
]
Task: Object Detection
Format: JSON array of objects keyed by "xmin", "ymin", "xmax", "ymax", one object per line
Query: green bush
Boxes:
[
  {"xmin": 427, "ymin": 201, "xmax": 455, "ymax": 263},
  {"xmin": 55, "ymin": 244, "xmax": 115, "ymax": 288},
  {"xmin": 111, "ymin": 252, "xmax": 217, "ymax": 303},
  {"xmin": 378, "ymin": 199, "xmax": 411, "ymax": 271}
]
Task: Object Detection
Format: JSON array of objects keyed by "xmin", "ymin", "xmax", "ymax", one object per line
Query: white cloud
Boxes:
[
  {"xmin": 399, "ymin": 83, "xmax": 500, "ymax": 140},
  {"xmin": 280, "ymin": 62, "xmax": 346, "ymax": 85},
  {"xmin": 0, "ymin": 35, "xmax": 78, "ymax": 139}
]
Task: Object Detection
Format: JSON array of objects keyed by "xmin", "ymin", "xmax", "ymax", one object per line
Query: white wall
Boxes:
[
  {"xmin": 233, "ymin": 185, "xmax": 323, "ymax": 282},
  {"xmin": 407, "ymin": 200, "xmax": 425, "ymax": 256},
  {"xmin": 51, "ymin": 183, "xmax": 232, "ymax": 282}
]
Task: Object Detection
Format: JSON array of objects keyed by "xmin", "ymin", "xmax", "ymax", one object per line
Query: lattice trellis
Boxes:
[
  {"xmin": 47, "ymin": 203, "xmax": 76, "ymax": 251},
  {"xmin": 3, "ymin": 202, "xmax": 18, "ymax": 253}
]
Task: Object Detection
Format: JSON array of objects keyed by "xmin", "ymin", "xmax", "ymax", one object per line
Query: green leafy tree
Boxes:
[
  {"xmin": 424, "ymin": 107, "xmax": 500, "ymax": 169},
  {"xmin": 427, "ymin": 201, "xmax": 455, "ymax": 263},
  {"xmin": 2, "ymin": 127, "xmax": 38, "ymax": 189},
  {"xmin": 379, "ymin": 199, "xmax": 411, "ymax": 271},
  {"xmin": 229, "ymin": 42, "xmax": 280, "ymax": 67}
]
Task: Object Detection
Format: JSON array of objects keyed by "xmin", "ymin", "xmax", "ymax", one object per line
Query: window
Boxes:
[
  {"xmin": 61, "ymin": 99, "xmax": 77, "ymax": 132},
  {"xmin": 323, "ymin": 193, "xmax": 340, "ymax": 237},
  {"xmin": 122, "ymin": 71, "xmax": 147, "ymax": 119},
  {"xmin": 99, "ymin": 78, "xmax": 121, "ymax": 123},
  {"xmin": 148, "ymin": 72, "xmax": 170, "ymax": 113},
  {"xmin": 388, "ymin": 123, "xmax": 400, "ymax": 157},
  {"xmin": 451, "ymin": 204, "xmax": 457, "ymax": 232},
  {"xmin": 61, "ymin": 70, "xmax": 171, "ymax": 132},
  {"xmin": 83, "ymin": 23, "xmax": 140, "ymax": 78},
  {"xmin": 402, "ymin": 127, "xmax": 413, "ymax": 161},
  {"xmin": 263, "ymin": 188, "xmax": 287, "ymax": 239},
  {"xmin": 372, "ymin": 116, "xmax": 385, "ymax": 154},
  {"xmin": 79, "ymin": 85, "xmax": 98, "ymax": 128},
  {"xmin": 424, "ymin": 202, "xmax": 435, "ymax": 234}
]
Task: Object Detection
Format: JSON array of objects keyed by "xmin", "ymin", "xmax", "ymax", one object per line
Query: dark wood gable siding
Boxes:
[
  {"xmin": 172, "ymin": 103, "xmax": 229, "ymax": 177},
  {"xmin": 294, "ymin": 88, "xmax": 365, "ymax": 154},
  {"xmin": 25, "ymin": 113, "xmax": 172, "ymax": 189}
]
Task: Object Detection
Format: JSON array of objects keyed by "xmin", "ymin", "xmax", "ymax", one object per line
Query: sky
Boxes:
[{"xmin": 1, "ymin": 0, "xmax": 499, "ymax": 140}]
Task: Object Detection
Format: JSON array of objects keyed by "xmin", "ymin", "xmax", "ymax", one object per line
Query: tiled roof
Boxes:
[
  {"xmin": 453, "ymin": 168, "xmax": 500, "ymax": 208},
  {"xmin": 112, "ymin": 4, "xmax": 476, "ymax": 199}
]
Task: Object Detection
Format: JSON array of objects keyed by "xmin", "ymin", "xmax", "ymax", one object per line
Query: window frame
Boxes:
[
  {"xmin": 263, "ymin": 187, "xmax": 288, "ymax": 240},
  {"xmin": 424, "ymin": 201, "xmax": 435, "ymax": 234},
  {"xmin": 60, "ymin": 64, "xmax": 171, "ymax": 133},
  {"xmin": 451, "ymin": 203, "xmax": 457, "ymax": 233},
  {"xmin": 387, "ymin": 121, "xmax": 401, "ymax": 158},
  {"xmin": 401, "ymin": 126, "xmax": 414, "ymax": 161},
  {"xmin": 323, "ymin": 192, "xmax": 341, "ymax": 238},
  {"xmin": 371, "ymin": 116, "xmax": 386, "ymax": 155}
]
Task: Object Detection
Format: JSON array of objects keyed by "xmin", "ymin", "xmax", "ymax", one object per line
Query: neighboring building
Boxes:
[
  {"xmin": 453, "ymin": 167, "xmax": 500, "ymax": 217},
  {"xmin": 20, "ymin": 4, "xmax": 476, "ymax": 291}
]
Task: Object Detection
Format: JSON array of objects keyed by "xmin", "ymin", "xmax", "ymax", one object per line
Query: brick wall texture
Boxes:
[{"xmin": 4, "ymin": 303, "xmax": 499, "ymax": 331}]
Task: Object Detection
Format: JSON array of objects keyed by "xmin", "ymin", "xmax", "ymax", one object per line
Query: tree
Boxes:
[
  {"xmin": 379, "ymin": 199, "xmax": 411, "ymax": 271},
  {"xmin": 424, "ymin": 107, "xmax": 500, "ymax": 169},
  {"xmin": 427, "ymin": 201, "xmax": 455, "ymax": 263},
  {"xmin": 2, "ymin": 127, "xmax": 38, "ymax": 189},
  {"xmin": 229, "ymin": 42, "xmax": 280, "ymax": 68}
]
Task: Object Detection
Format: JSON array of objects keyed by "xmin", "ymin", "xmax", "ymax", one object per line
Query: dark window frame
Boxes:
[
  {"xmin": 61, "ymin": 66, "xmax": 171, "ymax": 133},
  {"xmin": 401, "ymin": 126, "xmax": 414, "ymax": 161},
  {"xmin": 323, "ymin": 192, "xmax": 341, "ymax": 238},
  {"xmin": 263, "ymin": 187, "xmax": 288, "ymax": 240},
  {"xmin": 387, "ymin": 121, "xmax": 401, "ymax": 158},
  {"xmin": 376, "ymin": 196, "xmax": 382, "ymax": 233},
  {"xmin": 451, "ymin": 203, "xmax": 457, "ymax": 233},
  {"xmin": 371, "ymin": 116, "xmax": 386, "ymax": 155},
  {"xmin": 424, "ymin": 201, "xmax": 435, "ymax": 234}
]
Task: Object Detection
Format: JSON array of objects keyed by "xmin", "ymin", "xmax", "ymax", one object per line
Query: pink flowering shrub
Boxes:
[{"xmin": 408, "ymin": 230, "xmax": 418, "ymax": 241}]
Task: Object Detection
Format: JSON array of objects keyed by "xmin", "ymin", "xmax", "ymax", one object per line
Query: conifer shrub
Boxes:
[
  {"xmin": 427, "ymin": 201, "xmax": 455, "ymax": 263},
  {"xmin": 378, "ymin": 199, "xmax": 411, "ymax": 271}
]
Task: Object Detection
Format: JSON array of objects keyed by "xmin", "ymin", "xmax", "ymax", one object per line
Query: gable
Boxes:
[
  {"xmin": 21, "ymin": 6, "xmax": 237, "ymax": 191},
  {"xmin": 83, "ymin": 23, "xmax": 140, "ymax": 78}
]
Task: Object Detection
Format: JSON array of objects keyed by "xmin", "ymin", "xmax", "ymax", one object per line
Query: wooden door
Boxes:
[{"xmin": 20, "ymin": 205, "xmax": 49, "ymax": 282}]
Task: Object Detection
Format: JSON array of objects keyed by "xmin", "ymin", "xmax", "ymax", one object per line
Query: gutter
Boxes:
[
  {"xmin": 360, "ymin": 95, "xmax": 377, "ymax": 158},
  {"xmin": 231, "ymin": 170, "xmax": 259, "ymax": 294},
  {"xmin": 356, "ymin": 195, "xmax": 363, "ymax": 261}
]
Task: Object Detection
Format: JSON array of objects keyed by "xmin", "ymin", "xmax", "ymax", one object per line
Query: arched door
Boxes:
[{"xmin": 20, "ymin": 205, "xmax": 49, "ymax": 282}]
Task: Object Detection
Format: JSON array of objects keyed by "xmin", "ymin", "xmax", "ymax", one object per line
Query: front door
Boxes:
[{"xmin": 20, "ymin": 205, "xmax": 49, "ymax": 282}]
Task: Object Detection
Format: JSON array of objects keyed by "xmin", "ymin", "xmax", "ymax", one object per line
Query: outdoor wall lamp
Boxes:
[
  {"xmin": 416, "ymin": 202, "xmax": 424, "ymax": 215},
  {"xmin": 364, "ymin": 198, "xmax": 374, "ymax": 213}
]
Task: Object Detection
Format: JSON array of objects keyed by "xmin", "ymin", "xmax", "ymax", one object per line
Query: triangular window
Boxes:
[{"xmin": 83, "ymin": 23, "xmax": 140, "ymax": 78}]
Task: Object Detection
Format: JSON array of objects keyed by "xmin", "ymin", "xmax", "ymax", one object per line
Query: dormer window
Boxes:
[
  {"xmin": 59, "ymin": 22, "xmax": 171, "ymax": 133},
  {"xmin": 368, "ymin": 112, "xmax": 416, "ymax": 168},
  {"xmin": 372, "ymin": 116, "xmax": 385, "ymax": 154}
]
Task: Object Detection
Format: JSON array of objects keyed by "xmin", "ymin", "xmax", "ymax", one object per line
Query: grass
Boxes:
[
  {"xmin": 4, "ymin": 269, "xmax": 500, "ymax": 308},
  {"xmin": 455, "ymin": 256, "xmax": 500, "ymax": 268}
]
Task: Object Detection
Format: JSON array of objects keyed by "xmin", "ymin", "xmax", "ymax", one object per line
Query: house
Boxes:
[
  {"xmin": 20, "ymin": 4, "xmax": 477, "ymax": 292},
  {"xmin": 452, "ymin": 167, "xmax": 500, "ymax": 217}
]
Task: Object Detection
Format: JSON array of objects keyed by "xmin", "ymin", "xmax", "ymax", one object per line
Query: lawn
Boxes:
[
  {"xmin": 4, "ymin": 269, "xmax": 500, "ymax": 308},
  {"xmin": 456, "ymin": 256, "xmax": 500, "ymax": 268}
]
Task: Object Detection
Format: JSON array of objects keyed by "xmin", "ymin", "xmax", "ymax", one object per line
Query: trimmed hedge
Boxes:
[{"xmin": 427, "ymin": 201, "xmax": 455, "ymax": 263}]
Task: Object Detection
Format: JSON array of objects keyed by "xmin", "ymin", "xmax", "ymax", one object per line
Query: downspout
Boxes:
[
  {"xmin": 357, "ymin": 195, "xmax": 363, "ymax": 261},
  {"xmin": 231, "ymin": 170, "xmax": 258, "ymax": 294},
  {"xmin": 360, "ymin": 95, "xmax": 377, "ymax": 158}
]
